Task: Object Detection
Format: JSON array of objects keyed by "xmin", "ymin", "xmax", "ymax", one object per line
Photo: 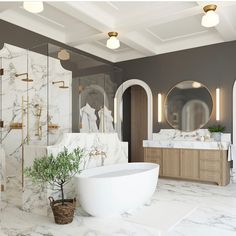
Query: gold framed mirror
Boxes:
[{"xmin": 164, "ymin": 81, "xmax": 213, "ymax": 132}]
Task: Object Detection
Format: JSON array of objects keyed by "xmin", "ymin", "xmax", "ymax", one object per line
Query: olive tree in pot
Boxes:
[{"xmin": 25, "ymin": 147, "xmax": 84, "ymax": 224}]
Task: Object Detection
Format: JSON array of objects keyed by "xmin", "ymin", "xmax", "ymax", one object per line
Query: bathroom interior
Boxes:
[{"xmin": 1, "ymin": 1, "xmax": 236, "ymax": 236}]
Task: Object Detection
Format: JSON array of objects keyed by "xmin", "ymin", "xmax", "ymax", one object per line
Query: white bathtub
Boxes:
[{"xmin": 75, "ymin": 162, "xmax": 159, "ymax": 217}]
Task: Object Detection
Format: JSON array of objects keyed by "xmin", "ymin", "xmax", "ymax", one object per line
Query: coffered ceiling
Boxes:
[{"xmin": 1, "ymin": 1, "xmax": 236, "ymax": 62}]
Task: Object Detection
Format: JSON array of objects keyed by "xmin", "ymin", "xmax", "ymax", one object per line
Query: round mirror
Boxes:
[{"xmin": 164, "ymin": 81, "xmax": 213, "ymax": 132}]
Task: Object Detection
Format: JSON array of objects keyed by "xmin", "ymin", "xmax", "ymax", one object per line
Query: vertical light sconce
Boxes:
[
  {"xmin": 216, "ymin": 88, "xmax": 220, "ymax": 121},
  {"xmin": 158, "ymin": 93, "xmax": 162, "ymax": 122},
  {"xmin": 114, "ymin": 97, "xmax": 117, "ymax": 124}
]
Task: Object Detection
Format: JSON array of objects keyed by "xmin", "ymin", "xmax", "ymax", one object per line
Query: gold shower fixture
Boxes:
[
  {"xmin": 15, "ymin": 72, "xmax": 33, "ymax": 82},
  {"xmin": 52, "ymin": 80, "xmax": 69, "ymax": 89}
]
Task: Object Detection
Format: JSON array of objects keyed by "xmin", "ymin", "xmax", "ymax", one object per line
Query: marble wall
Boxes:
[
  {"xmin": 23, "ymin": 133, "xmax": 128, "ymax": 216},
  {"xmin": 0, "ymin": 146, "xmax": 6, "ymax": 201},
  {"xmin": 0, "ymin": 43, "xmax": 72, "ymax": 201}
]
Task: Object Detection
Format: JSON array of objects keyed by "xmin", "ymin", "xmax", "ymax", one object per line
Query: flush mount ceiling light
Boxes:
[
  {"xmin": 106, "ymin": 32, "xmax": 120, "ymax": 50},
  {"xmin": 23, "ymin": 1, "xmax": 44, "ymax": 13},
  {"xmin": 201, "ymin": 4, "xmax": 219, "ymax": 28},
  {"xmin": 58, "ymin": 49, "xmax": 70, "ymax": 61}
]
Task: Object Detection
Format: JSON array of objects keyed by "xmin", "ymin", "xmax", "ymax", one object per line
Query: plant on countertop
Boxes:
[
  {"xmin": 25, "ymin": 147, "xmax": 84, "ymax": 224},
  {"xmin": 208, "ymin": 124, "xmax": 225, "ymax": 133}
]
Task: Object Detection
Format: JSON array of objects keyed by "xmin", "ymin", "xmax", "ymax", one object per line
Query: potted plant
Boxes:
[
  {"xmin": 208, "ymin": 124, "xmax": 225, "ymax": 141},
  {"xmin": 25, "ymin": 147, "xmax": 84, "ymax": 224}
]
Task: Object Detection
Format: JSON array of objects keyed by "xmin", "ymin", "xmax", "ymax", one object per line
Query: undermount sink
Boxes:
[{"xmin": 143, "ymin": 139, "xmax": 230, "ymax": 150}]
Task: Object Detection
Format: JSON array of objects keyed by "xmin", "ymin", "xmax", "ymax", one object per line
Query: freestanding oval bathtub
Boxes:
[{"xmin": 75, "ymin": 162, "xmax": 159, "ymax": 217}]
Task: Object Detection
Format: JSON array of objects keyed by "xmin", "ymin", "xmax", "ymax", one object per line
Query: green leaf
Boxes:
[{"xmin": 24, "ymin": 147, "xmax": 84, "ymax": 202}]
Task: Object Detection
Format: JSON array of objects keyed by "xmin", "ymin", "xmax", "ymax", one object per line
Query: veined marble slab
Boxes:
[
  {"xmin": 23, "ymin": 133, "xmax": 128, "ymax": 216},
  {"xmin": 0, "ymin": 145, "xmax": 6, "ymax": 201},
  {"xmin": 143, "ymin": 140, "xmax": 230, "ymax": 150},
  {"xmin": 0, "ymin": 43, "xmax": 72, "ymax": 199},
  {"xmin": 144, "ymin": 129, "xmax": 231, "ymax": 150}
]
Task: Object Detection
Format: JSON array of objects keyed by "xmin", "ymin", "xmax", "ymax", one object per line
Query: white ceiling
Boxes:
[{"xmin": 1, "ymin": 1, "xmax": 236, "ymax": 62}]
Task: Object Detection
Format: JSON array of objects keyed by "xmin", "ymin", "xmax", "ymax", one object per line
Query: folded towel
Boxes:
[{"xmin": 228, "ymin": 145, "xmax": 236, "ymax": 169}]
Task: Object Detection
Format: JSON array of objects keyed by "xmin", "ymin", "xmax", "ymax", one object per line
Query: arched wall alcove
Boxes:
[
  {"xmin": 114, "ymin": 79, "xmax": 153, "ymax": 140},
  {"xmin": 79, "ymin": 84, "xmax": 109, "ymax": 108}
]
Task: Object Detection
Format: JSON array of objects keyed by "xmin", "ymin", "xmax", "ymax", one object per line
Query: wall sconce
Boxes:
[
  {"xmin": 114, "ymin": 97, "xmax": 117, "ymax": 124},
  {"xmin": 158, "ymin": 93, "xmax": 162, "ymax": 122},
  {"xmin": 216, "ymin": 88, "xmax": 220, "ymax": 121}
]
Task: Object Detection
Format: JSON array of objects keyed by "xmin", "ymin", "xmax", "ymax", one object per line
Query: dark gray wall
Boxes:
[
  {"xmin": 1, "ymin": 19, "xmax": 236, "ymax": 134},
  {"xmin": 116, "ymin": 41, "xmax": 236, "ymax": 133}
]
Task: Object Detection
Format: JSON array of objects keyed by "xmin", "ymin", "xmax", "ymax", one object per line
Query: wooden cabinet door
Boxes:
[
  {"xmin": 199, "ymin": 150, "xmax": 221, "ymax": 184},
  {"xmin": 181, "ymin": 149, "xmax": 199, "ymax": 179},
  {"xmin": 144, "ymin": 148, "xmax": 163, "ymax": 176},
  {"xmin": 163, "ymin": 148, "xmax": 180, "ymax": 177}
]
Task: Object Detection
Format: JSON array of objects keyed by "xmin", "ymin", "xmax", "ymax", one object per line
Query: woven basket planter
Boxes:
[{"xmin": 49, "ymin": 197, "xmax": 76, "ymax": 224}]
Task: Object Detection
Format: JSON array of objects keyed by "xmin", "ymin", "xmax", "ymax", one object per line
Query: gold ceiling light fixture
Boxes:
[
  {"xmin": 201, "ymin": 4, "xmax": 219, "ymax": 28},
  {"xmin": 58, "ymin": 48, "xmax": 70, "ymax": 61},
  {"xmin": 106, "ymin": 32, "xmax": 120, "ymax": 50},
  {"xmin": 23, "ymin": 1, "xmax": 44, "ymax": 13}
]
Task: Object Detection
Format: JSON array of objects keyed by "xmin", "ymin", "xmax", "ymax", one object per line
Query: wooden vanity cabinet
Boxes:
[
  {"xmin": 144, "ymin": 147, "xmax": 230, "ymax": 186},
  {"xmin": 181, "ymin": 149, "xmax": 199, "ymax": 179},
  {"xmin": 144, "ymin": 148, "xmax": 163, "ymax": 176},
  {"xmin": 163, "ymin": 149, "xmax": 180, "ymax": 177}
]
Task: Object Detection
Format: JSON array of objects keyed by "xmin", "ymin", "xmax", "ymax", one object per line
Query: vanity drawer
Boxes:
[
  {"xmin": 200, "ymin": 170, "xmax": 220, "ymax": 182},
  {"xmin": 200, "ymin": 160, "xmax": 221, "ymax": 172},
  {"xmin": 144, "ymin": 148, "xmax": 162, "ymax": 159},
  {"xmin": 200, "ymin": 150, "xmax": 221, "ymax": 161}
]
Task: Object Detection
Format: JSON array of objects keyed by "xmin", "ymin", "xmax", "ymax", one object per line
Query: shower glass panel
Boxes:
[
  {"xmin": 78, "ymin": 63, "xmax": 121, "ymax": 134},
  {"xmin": 0, "ymin": 44, "xmax": 28, "ymax": 203},
  {"xmin": 0, "ymin": 56, "xmax": 3, "ymax": 201}
]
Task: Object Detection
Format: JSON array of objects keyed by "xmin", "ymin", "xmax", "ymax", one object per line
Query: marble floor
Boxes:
[{"xmin": 1, "ymin": 178, "xmax": 236, "ymax": 236}]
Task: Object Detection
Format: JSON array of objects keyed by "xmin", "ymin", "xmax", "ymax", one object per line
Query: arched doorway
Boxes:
[{"xmin": 114, "ymin": 79, "xmax": 153, "ymax": 162}]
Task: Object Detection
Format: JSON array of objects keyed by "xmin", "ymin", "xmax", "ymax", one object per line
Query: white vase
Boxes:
[{"xmin": 211, "ymin": 132, "xmax": 221, "ymax": 141}]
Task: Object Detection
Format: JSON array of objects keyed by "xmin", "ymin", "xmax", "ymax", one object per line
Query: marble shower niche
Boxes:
[{"xmin": 0, "ymin": 43, "xmax": 72, "ymax": 202}]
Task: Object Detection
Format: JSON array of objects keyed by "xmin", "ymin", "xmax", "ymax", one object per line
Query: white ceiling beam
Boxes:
[
  {"xmin": 0, "ymin": 9, "xmax": 66, "ymax": 42},
  {"xmin": 48, "ymin": 2, "xmax": 114, "ymax": 32},
  {"xmin": 76, "ymin": 43, "xmax": 116, "ymax": 62},
  {"xmin": 48, "ymin": 1, "xmax": 158, "ymax": 56},
  {"xmin": 68, "ymin": 33, "xmax": 106, "ymax": 47},
  {"xmin": 159, "ymin": 31, "xmax": 223, "ymax": 55},
  {"xmin": 0, "ymin": 2, "xmax": 20, "ymax": 13},
  {"xmin": 115, "ymin": 5, "xmax": 203, "ymax": 32},
  {"xmin": 119, "ymin": 33, "xmax": 158, "ymax": 56},
  {"xmin": 215, "ymin": 10, "xmax": 236, "ymax": 41}
]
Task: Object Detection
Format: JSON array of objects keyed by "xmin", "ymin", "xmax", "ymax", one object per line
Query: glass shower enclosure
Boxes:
[{"xmin": 0, "ymin": 42, "xmax": 122, "ymax": 203}]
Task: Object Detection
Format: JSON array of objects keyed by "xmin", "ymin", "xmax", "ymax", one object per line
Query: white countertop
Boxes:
[{"xmin": 143, "ymin": 140, "xmax": 230, "ymax": 150}]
